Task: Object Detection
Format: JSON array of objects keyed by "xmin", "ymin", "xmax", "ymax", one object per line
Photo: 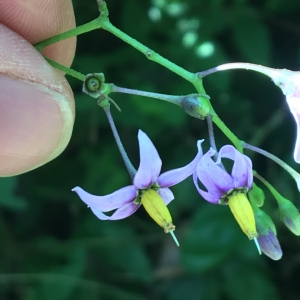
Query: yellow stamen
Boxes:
[
  {"xmin": 141, "ymin": 189, "xmax": 180, "ymax": 246},
  {"xmin": 227, "ymin": 193, "xmax": 258, "ymax": 239}
]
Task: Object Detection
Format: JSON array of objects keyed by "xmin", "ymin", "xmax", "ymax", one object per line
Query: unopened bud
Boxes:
[
  {"xmin": 180, "ymin": 94, "xmax": 210, "ymax": 119},
  {"xmin": 277, "ymin": 197, "xmax": 300, "ymax": 235},
  {"xmin": 252, "ymin": 205, "xmax": 282, "ymax": 260}
]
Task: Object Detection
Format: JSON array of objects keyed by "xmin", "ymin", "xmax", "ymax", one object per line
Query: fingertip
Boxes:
[{"xmin": 0, "ymin": 24, "xmax": 75, "ymax": 176}]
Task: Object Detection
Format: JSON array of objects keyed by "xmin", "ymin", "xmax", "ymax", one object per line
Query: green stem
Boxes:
[
  {"xmin": 35, "ymin": 17, "xmax": 102, "ymax": 51},
  {"xmin": 100, "ymin": 19, "xmax": 198, "ymax": 85},
  {"xmin": 210, "ymin": 108, "xmax": 243, "ymax": 152},
  {"xmin": 254, "ymin": 173, "xmax": 282, "ymax": 201},
  {"xmin": 244, "ymin": 143, "xmax": 300, "ymax": 191},
  {"xmin": 103, "ymin": 105, "xmax": 136, "ymax": 180},
  {"xmin": 45, "ymin": 57, "xmax": 85, "ymax": 81}
]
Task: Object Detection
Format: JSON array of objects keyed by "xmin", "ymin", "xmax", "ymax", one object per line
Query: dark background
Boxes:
[{"xmin": 1, "ymin": 0, "xmax": 300, "ymax": 299}]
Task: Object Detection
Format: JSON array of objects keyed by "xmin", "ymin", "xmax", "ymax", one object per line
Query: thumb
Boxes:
[{"xmin": 0, "ymin": 24, "xmax": 75, "ymax": 176}]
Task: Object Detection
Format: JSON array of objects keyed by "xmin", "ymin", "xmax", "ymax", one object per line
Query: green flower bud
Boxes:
[
  {"xmin": 251, "ymin": 204, "xmax": 282, "ymax": 260},
  {"xmin": 252, "ymin": 205, "xmax": 276, "ymax": 236},
  {"xmin": 248, "ymin": 183, "xmax": 265, "ymax": 207},
  {"xmin": 179, "ymin": 94, "xmax": 210, "ymax": 119},
  {"xmin": 277, "ymin": 197, "xmax": 300, "ymax": 236}
]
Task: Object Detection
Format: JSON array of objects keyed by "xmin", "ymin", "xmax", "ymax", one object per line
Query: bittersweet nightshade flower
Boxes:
[
  {"xmin": 72, "ymin": 130, "xmax": 203, "ymax": 245},
  {"xmin": 193, "ymin": 145, "xmax": 259, "ymax": 245}
]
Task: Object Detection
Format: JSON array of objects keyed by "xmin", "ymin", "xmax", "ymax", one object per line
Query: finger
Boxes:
[
  {"xmin": 0, "ymin": 0, "xmax": 76, "ymax": 67},
  {"xmin": 0, "ymin": 24, "xmax": 75, "ymax": 176}
]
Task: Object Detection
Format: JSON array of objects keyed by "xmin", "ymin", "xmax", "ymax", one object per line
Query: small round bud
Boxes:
[
  {"xmin": 83, "ymin": 73, "xmax": 105, "ymax": 98},
  {"xmin": 180, "ymin": 94, "xmax": 210, "ymax": 119}
]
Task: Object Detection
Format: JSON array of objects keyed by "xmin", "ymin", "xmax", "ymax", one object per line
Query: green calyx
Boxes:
[{"xmin": 83, "ymin": 73, "xmax": 112, "ymax": 98}]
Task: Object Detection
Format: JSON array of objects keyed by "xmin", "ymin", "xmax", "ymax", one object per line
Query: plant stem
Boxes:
[
  {"xmin": 254, "ymin": 173, "xmax": 282, "ymax": 201},
  {"xmin": 45, "ymin": 57, "xmax": 85, "ymax": 81},
  {"xmin": 198, "ymin": 62, "xmax": 279, "ymax": 79},
  {"xmin": 210, "ymin": 108, "xmax": 243, "ymax": 152},
  {"xmin": 103, "ymin": 106, "xmax": 136, "ymax": 180},
  {"xmin": 35, "ymin": 17, "xmax": 102, "ymax": 51},
  {"xmin": 244, "ymin": 143, "xmax": 300, "ymax": 191},
  {"xmin": 100, "ymin": 19, "xmax": 198, "ymax": 85},
  {"xmin": 111, "ymin": 85, "xmax": 184, "ymax": 106},
  {"xmin": 206, "ymin": 114, "xmax": 218, "ymax": 159}
]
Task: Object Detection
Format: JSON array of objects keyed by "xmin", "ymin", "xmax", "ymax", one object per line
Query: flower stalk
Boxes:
[{"xmin": 244, "ymin": 143, "xmax": 300, "ymax": 191}]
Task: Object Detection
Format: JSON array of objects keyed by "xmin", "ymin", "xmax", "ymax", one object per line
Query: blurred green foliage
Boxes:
[{"xmin": 2, "ymin": 0, "xmax": 300, "ymax": 299}]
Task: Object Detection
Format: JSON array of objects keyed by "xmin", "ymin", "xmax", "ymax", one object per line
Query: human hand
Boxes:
[{"xmin": 0, "ymin": 0, "xmax": 76, "ymax": 176}]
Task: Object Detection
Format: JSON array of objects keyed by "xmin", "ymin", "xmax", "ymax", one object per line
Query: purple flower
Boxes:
[
  {"xmin": 257, "ymin": 231, "xmax": 282, "ymax": 260},
  {"xmin": 193, "ymin": 145, "xmax": 253, "ymax": 204},
  {"xmin": 72, "ymin": 130, "xmax": 203, "ymax": 220}
]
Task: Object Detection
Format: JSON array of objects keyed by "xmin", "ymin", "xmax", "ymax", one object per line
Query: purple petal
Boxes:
[
  {"xmin": 286, "ymin": 96, "xmax": 300, "ymax": 163},
  {"xmin": 257, "ymin": 231, "xmax": 282, "ymax": 260},
  {"xmin": 193, "ymin": 172, "xmax": 219, "ymax": 204},
  {"xmin": 196, "ymin": 149, "xmax": 234, "ymax": 199},
  {"xmin": 91, "ymin": 202, "xmax": 141, "ymax": 220},
  {"xmin": 133, "ymin": 130, "xmax": 162, "ymax": 189},
  {"xmin": 218, "ymin": 145, "xmax": 253, "ymax": 189},
  {"xmin": 158, "ymin": 140, "xmax": 204, "ymax": 188},
  {"xmin": 158, "ymin": 187, "xmax": 174, "ymax": 205},
  {"xmin": 72, "ymin": 185, "xmax": 137, "ymax": 212}
]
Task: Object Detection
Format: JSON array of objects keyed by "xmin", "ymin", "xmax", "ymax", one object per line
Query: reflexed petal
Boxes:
[
  {"xmin": 286, "ymin": 96, "xmax": 300, "ymax": 163},
  {"xmin": 158, "ymin": 187, "xmax": 174, "ymax": 205},
  {"xmin": 218, "ymin": 145, "xmax": 253, "ymax": 189},
  {"xmin": 72, "ymin": 185, "xmax": 137, "ymax": 212},
  {"xmin": 91, "ymin": 202, "xmax": 140, "ymax": 220},
  {"xmin": 133, "ymin": 130, "xmax": 162, "ymax": 189},
  {"xmin": 193, "ymin": 173, "xmax": 219, "ymax": 204},
  {"xmin": 196, "ymin": 149, "xmax": 234, "ymax": 198},
  {"xmin": 158, "ymin": 140, "xmax": 204, "ymax": 187}
]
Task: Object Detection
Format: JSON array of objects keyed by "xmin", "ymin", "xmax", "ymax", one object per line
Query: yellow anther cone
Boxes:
[
  {"xmin": 141, "ymin": 189, "xmax": 179, "ymax": 246},
  {"xmin": 228, "ymin": 193, "xmax": 258, "ymax": 239}
]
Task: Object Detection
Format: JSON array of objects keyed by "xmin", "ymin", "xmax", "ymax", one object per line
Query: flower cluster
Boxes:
[{"xmin": 73, "ymin": 128, "xmax": 300, "ymax": 259}]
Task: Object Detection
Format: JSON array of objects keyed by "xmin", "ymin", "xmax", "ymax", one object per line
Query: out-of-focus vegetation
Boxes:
[{"xmin": 2, "ymin": 0, "xmax": 300, "ymax": 299}]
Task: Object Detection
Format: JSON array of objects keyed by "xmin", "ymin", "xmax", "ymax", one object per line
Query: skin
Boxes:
[{"xmin": 0, "ymin": 0, "xmax": 76, "ymax": 176}]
